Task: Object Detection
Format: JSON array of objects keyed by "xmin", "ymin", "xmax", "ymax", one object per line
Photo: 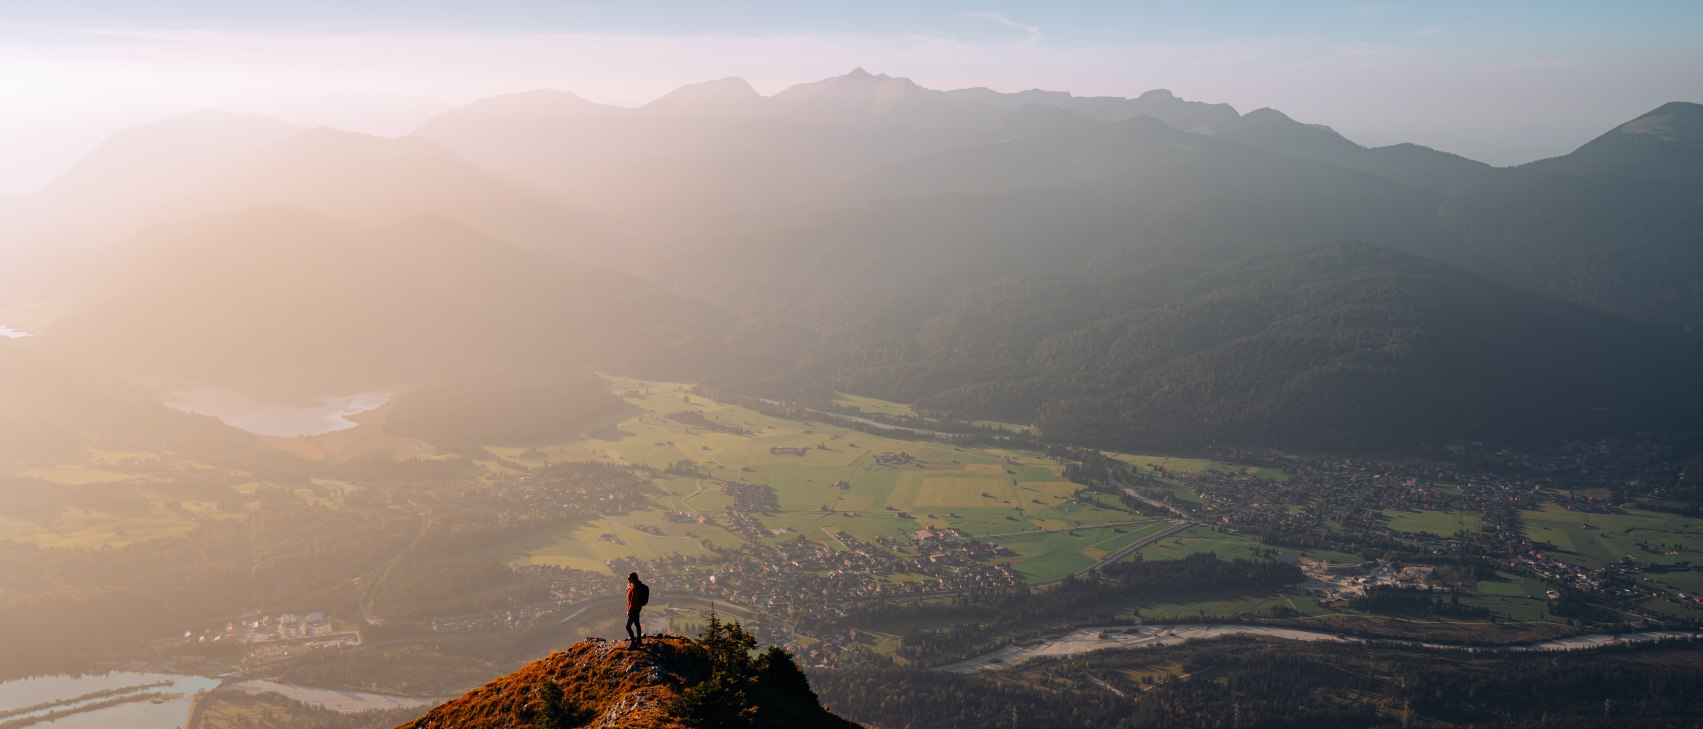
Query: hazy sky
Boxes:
[{"xmin": 3, "ymin": 0, "xmax": 1700, "ymax": 193}]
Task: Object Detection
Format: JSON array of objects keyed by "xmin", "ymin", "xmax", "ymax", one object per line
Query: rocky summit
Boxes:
[{"xmin": 396, "ymin": 634, "xmax": 860, "ymax": 729}]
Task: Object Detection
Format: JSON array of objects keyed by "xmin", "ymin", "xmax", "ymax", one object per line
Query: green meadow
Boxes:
[
  {"xmin": 1464, "ymin": 571, "xmax": 1555, "ymax": 621},
  {"xmin": 470, "ymin": 379, "xmax": 1160, "ymax": 581},
  {"xmin": 1109, "ymin": 452, "xmax": 1287, "ymax": 484},
  {"xmin": 1521, "ymin": 502, "xmax": 1703, "ymax": 569},
  {"xmin": 1136, "ymin": 525, "xmax": 1362, "ymax": 564},
  {"xmin": 1383, "ymin": 508, "xmax": 1484, "ymax": 537}
]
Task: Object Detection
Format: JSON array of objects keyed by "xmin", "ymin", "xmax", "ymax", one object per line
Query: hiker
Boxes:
[{"xmin": 625, "ymin": 572, "xmax": 649, "ymax": 647}]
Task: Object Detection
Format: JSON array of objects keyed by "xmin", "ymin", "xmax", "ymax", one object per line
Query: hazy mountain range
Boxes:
[{"xmin": 5, "ymin": 69, "xmax": 1700, "ymax": 451}]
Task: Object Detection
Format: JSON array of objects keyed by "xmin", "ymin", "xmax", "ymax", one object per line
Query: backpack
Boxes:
[{"xmin": 634, "ymin": 583, "xmax": 650, "ymax": 607}]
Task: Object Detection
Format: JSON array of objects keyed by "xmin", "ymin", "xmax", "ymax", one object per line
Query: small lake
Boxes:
[
  {"xmin": 163, "ymin": 387, "xmax": 390, "ymax": 437},
  {"xmin": 0, "ymin": 671, "xmax": 219, "ymax": 728},
  {"xmin": 0, "ymin": 324, "xmax": 29, "ymax": 338}
]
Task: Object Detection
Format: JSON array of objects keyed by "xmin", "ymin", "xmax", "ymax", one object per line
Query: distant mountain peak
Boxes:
[
  {"xmin": 1240, "ymin": 107, "xmax": 1297, "ymax": 124},
  {"xmin": 828, "ymin": 67, "xmax": 911, "ymax": 87},
  {"xmin": 1532, "ymin": 99, "xmax": 1703, "ymax": 179},
  {"xmin": 432, "ymin": 88, "xmax": 620, "ymax": 121},
  {"xmin": 644, "ymin": 76, "xmax": 763, "ymax": 117},
  {"xmin": 1138, "ymin": 89, "xmax": 1177, "ymax": 100},
  {"xmin": 771, "ymin": 68, "xmax": 929, "ymax": 115},
  {"xmin": 1227, "ymin": 107, "xmax": 1359, "ymax": 151},
  {"xmin": 1614, "ymin": 100, "xmax": 1703, "ymax": 146}
]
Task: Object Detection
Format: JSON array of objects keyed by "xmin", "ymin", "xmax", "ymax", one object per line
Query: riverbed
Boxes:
[{"xmin": 941, "ymin": 624, "xmax": 1703, "ymax": 672}]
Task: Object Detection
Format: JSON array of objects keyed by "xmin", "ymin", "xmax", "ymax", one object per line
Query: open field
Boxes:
[
  {"xmin": 1135, "ymin": 525, "xmax": 1361, "ymax": 564},
  {"xmin": 831, "ymin": 393, "xmax": 918, "ymax": 419},
  {"xmin": 1521, "ymin": 503, "xmax": 1703, "ymax": 569},
  {"xmin": 461, "ymin": 379, "xmax": 1147, "ymax": 581},
  {"xmin": 0, "ymin": 506, "xmax": 200, "ymax": 549},
  {"xmin": 1110, "ymin": 453, "xmax": 1288, "ymax": 483},
  {"xmin": 465, "ymin": 509, "xmax": 745, "ymax": 573},
  {"xmin": 21, "ymin": 465, "xmax": 140, "ymax": 485},
  {"xmin": 996, "ymin": 522, "xmax": 1178, "ymax": 580},
  {"xmin": 1383, "ymin": 508, "xmax": 1483, "ymax": 537},
  {"xmin": 1127, "ymin": 588, "xmax": 1323, "ymax": 621},
  {"xmin": 833, "ymin": 392, "xmax": 1030, "ymax": 432},
  {"xmin": 1465, "ymin": 571, "xmax": 1555, "ymax": 621}
]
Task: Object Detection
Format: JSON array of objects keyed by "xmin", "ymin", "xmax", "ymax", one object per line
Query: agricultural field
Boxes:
[
  {"xmin": 1109, "ymin": 452, "xmax": 1287, "ymax": 484},
  {"xmin": 831, "ymin": 393, "xmax": 918, "ymax": 419},
  {"xmin": 469, "ymin": 379, "xmax": 1163, "ymax": 582},
  {"xmin": 466, "ymin": 509, "xmax": 745, "ymax": 573},
  {"xmin": 1521, "ymin": 502, "xmax": 1703, "ymax": 569},
  {"xmin": 996, "ymin": 521, "xmax": 1179, "ymax": 581},
  {"xmin": 1135, "ymin": 525, "xmax": 1360, "ymax": 564},
  {"xmin": 1383, "ymin": 508, "xmax": 1483, "ymax": 537},
  {"xmin": 1127, "ymin": 588, "xmax": 1324, "ymax": 621},
  {"xmin": 833, "ymin": 392, "xmax": 1032, "ymax": 433},
  {"xmin": 0, "ymin": 459, "xmax": 264, "ymax": 549},
  {"xmin": 1463, "ymin": 571, "xmax": 1555, "ymax": 621},
  {"xmin": 0, "ymin": 503, "xmax": 200, "ymax": 549}
]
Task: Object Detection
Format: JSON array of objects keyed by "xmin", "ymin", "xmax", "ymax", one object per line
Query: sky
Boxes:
[{"xmin": 2, "ymin": 0, "xmax": 1701, "ymax": 193}]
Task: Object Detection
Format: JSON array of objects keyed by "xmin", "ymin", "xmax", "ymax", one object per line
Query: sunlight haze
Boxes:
[
  {"xmin": 4, "ymin": 0, "xmax": 1701, "ymax": 193},
  {"xmin": 5, "ymin": 3, "xmax": 1703, "ymax": 727}
]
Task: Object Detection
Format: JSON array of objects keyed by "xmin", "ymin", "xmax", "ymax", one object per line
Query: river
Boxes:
[
  {"xmin": 941, "ymin": 624, "xmax": 1703, "ymax": 672},
  {"xmin": 162, "ymin": 386, "xmax": 389, "ymax": 437}
]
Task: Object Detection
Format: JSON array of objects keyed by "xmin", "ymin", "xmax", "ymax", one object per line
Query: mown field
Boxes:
[
  {"xmin": 1109, "ymin": 452, "xmax": 1288, "ymax": 483},
  {"xmin": 1522, "ymin": 502, "xmax": 1703, "ymax": 569},
  {"xmin": 1135, "ymin": 525, "xmax": 1360, "ymax": 565},
  {"xmin": 1382, "ymin": 508, "xmax": 1483, "ymax": 537},
  {"xmin": 471, "ymin": 379, "xmax": 1160, "ymax": 582},
  {"xmin": 1517, "ymin": 502, "xmax": 1703, "ymax": 620}
]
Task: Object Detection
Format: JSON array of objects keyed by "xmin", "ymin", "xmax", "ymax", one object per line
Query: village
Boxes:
[{"xmin": 1126, "ymin": 448, "xmax": 1703, "ymax": 625}]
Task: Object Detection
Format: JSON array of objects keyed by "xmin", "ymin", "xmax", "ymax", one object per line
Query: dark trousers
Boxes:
[{"xmin": 625, "ymin": 608, "xmax": 643, "ymax": 641}]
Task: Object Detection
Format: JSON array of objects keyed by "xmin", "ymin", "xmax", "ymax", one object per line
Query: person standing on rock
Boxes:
[{"xmin": 625, "ymin": 572, "xmax": 649, "ymax": 647}]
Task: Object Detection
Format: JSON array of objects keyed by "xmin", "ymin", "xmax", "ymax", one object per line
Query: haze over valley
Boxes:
[{"xmin": 4, "ymin": 3, "xmax": 1703, "ymax": 727}]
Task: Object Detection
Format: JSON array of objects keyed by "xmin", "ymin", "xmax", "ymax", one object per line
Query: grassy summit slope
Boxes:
[{"xmin": 398, "ymin": 634, "xmax": 859, "ymax": 729}]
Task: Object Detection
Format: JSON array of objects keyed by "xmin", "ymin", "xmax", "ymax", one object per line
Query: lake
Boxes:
[
  {"xmin": 163, "ymin": 387, "xmax": 390, "ymax": 437},
  {"xmin": 0, "ymin": 671, "xmax": 219, "ymax": 728}
]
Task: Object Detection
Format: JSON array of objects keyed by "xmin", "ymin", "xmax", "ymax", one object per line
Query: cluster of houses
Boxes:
[
  {"xmin": 1137, "ymin": 451, "xmax": 1700, "ymax": 624},
  {"xmin": 721, "ymin": 481, "xmax": 780, "ymax": 511},
  {"xmin": 875, "ymin": 452, "xmax": 914, "ymax": 466},
  {"xmin": 608, "ymin": 525, "xmax": 1022, "ymax": 627},
  {"xmin": 193, "ymin": 612, "xmax": 337, "ymax": 644}
]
